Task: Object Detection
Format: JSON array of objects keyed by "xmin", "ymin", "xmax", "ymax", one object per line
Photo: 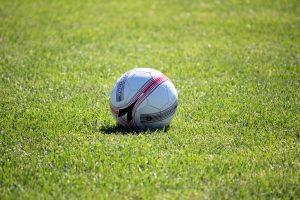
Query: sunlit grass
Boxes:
[{"xmin": 0, "ymin": 0, "xmax": 299, "ymax": 199}]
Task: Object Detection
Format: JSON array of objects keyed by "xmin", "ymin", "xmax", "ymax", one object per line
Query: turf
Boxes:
[{"xmin": 0, "ymin": 0, "xmax": 299, "ymax": 199}]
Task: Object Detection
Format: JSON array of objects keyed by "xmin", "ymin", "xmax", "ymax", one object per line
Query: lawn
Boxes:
[{"xmin": 0, "ymin": 0, "xmax": 299, "ymax": 199}]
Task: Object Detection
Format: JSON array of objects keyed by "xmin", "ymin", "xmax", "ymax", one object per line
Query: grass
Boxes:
[{"xmin": 0, "ymin": 0, "xmax": 299, "ymax": 199}]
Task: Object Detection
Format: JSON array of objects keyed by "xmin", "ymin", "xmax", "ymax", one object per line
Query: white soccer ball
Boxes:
[{"xmin": 110, "ymin": 68, "xmax": 178, "ymax": 129}]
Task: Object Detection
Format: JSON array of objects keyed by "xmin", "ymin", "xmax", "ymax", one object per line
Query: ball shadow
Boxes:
[{"xmin": 99, "ymin": 124, "xmax": 170, "ymax": 135}]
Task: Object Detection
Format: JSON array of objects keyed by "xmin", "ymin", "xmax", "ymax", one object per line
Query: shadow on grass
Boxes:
[{"xmin": 99, "ymin": 124, "xmax": 170, "ymax": 135}]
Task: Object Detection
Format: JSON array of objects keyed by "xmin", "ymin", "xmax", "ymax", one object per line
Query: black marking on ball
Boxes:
[
  {"xmin": 146, "ymin": 116, "xmax": 152, "ymax": 121},
  {"xmin": 118, "ymin": 100, "xmax": 137, "ymax": 122}
]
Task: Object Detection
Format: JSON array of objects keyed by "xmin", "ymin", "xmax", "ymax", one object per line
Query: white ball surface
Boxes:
[{"xmin": 110, "ymin": 68, "xmax": 178, "ymax": 129}]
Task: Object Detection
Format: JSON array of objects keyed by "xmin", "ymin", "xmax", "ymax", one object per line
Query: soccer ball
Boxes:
[{"xmin": 110, "ymin": 68, "xmax": 178, "ymax": 129}]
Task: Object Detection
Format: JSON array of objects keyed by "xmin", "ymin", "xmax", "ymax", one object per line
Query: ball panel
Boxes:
[
  {"xmin": 134, "ymin": 68, "xmax": 164, "ymax": 79},
  {"xmin": 114, "ymin": 72, "xmax": 131, "ymax": 102},
  {"xmin": 126, "ymin": 71, "xmax": 152, "ymax": 91},
  {"xmin": 134, "ymin": 104, "xmax": 160, "ymax": 128},
  {"xmin": 110, "ymin": 82, "xmax": 133, "ymax": 108},
  {"xmin": 146, "ymin": 84, "xmax": 169, "ymax": 110},
  {"xmin": 134, "ymin": 99, "xmax": 177, "ymax": 129},
  {"xmin": 165, "ymin": 80, "xmax": 178, "ymax": 103},
  {"xmin": 136, "ymin": 98, "xmax": 148, "ymax": 111},
  {"xmin": 159, "ymin": 117, "xmax": 176, "ymax": 127},
  {"xmin": 141, "ymin": 100, "xmax": 177, "ymax": 123},
  {"xmin": 149, "ymin": 69, "xmax": 163, "ymax": 78},
  {"xmin": 123, "ymin": 89, "xmax": 138, "ymax": 106}
]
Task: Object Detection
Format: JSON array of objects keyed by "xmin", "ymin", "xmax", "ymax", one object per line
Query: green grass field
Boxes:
[{"xmin": 0, "ymin": 0, "xmax": 299, "ymax": 199}]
